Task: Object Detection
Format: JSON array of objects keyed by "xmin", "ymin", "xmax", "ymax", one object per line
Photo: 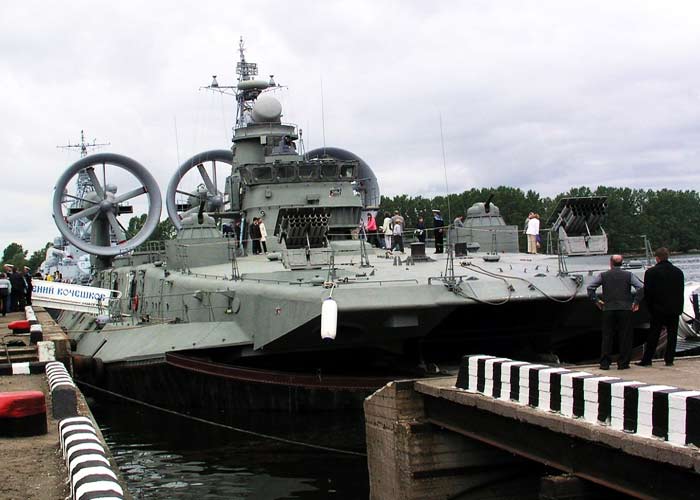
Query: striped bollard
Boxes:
[
  {"xmin": 46, "ymin": 361, "xmax": 78, "ymax": 420},
  {"xmin": 59, "ymin": 417, "xmax": 124, "ymax": 499}
]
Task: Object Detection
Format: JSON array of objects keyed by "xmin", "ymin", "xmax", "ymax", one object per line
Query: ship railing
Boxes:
[
  {"xmin": 240, "ymin": 276, "xmax": 420, "ymax": 286},
  {"xmin": 131, "ymin": 240, "xmax": 167, "ymax": 261}
]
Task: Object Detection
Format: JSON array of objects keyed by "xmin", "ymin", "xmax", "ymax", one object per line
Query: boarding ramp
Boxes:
[
  {"xmin": 31, "ymin": 280, "xmax": 119, "ymax": 314},
  {"xmin": 546, "ymin": 196, "xmax": 608, "ymax": 256}
]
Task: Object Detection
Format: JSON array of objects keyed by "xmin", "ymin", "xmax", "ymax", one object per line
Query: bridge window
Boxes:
[
  {"xmin": 339, "ymin": 165, "xmax": 355, "ymax": 178},
  {"xmin": 253, "ymin": 166, "xmax": 272, "ymax": 181},
  {"xmin": 276, "ymin": 165, "xmax": 296, "ymax": 180},
  {"xmin": 298, "ymin": 164, "xmax": 318, "ymax": 179},
  {"xmin": 321, "ymin": 164, "xmax": 338, "ymax": 178}
]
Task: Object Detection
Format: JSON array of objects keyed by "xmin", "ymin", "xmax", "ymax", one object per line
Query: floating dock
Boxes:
[
  {"xmin": 365, "ymin": 355, "xmax": 700, "ymax": 500},
  {"xmin": 0, "ymin": 308, "xmax": 129, "ymax": 500}
]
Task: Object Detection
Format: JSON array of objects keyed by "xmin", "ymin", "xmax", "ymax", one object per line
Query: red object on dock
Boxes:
[
  {"xmin": 7, "ymin": 320, "xmax": 31, "ymax": 333},
  {"xmin": 0, "ymin": 390, "xmax": 47, "ymax": 436},
  {"xmin": 0, "ymin": 391, "xmax": 46, "ymax": 417}
]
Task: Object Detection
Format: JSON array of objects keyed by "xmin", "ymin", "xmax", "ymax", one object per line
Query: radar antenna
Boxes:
[{"xmin": 201, "ymin": 37, "xmax": 278, "ymax": 134}]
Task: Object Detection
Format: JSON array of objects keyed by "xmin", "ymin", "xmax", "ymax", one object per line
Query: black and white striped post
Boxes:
[
  {"xmin": 455, "ymin": 354, "xmax": 700, "ymax": 448},
  {"xmin": 45, "ymin": 361, "xmax": 78, "ymax": 420},
  {"xmin": 0, "ymin": 361, "xmax": 47, "ymax": 376},
  {"xmin": 59, "ymin": 416, "xmax": 124, "ymax": 499}
]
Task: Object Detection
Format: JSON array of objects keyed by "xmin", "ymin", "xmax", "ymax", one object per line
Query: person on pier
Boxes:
[
  {"xmin": 587, "ymin": 254, "xmax": 644, "ymax": 370},
  {"xmin": 637, "ymin": 247, "xmax": 685, "ymax": 367}
]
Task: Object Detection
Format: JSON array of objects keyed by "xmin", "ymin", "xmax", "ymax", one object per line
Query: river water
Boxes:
[{"xmin": 90, "ymin": 255, "xmax": 700, "ymax": 499}]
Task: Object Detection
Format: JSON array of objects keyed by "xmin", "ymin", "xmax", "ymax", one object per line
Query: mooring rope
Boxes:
[{"xmin": 77, "ymin": 380, "xmax": 367, "ymax": 457}]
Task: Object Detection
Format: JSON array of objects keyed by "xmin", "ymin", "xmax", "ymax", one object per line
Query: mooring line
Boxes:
[{"xmin": 77, "ymin": 380, "xmax": 367, "ymax": 457}]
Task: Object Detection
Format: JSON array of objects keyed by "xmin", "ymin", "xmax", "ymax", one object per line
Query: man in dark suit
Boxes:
[
  {"xmin": 9, "ymin": 266, "xmax": 26, "ymax": 311},
  {"xmin": 587, "ymin": 254, "xmax": 644, "ymax": 370},
  {"xmin": 637, "ymin": 247, "xmax": 685, "ymax": 366},
  {"xmin": 23, "ymin": 266, "xmax": 33, "ymax": 306}
]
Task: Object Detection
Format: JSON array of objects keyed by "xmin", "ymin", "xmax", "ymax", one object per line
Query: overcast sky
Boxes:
[{"xmin": 2, "ymin": 1, "xmax": 700, "ymax": 255}]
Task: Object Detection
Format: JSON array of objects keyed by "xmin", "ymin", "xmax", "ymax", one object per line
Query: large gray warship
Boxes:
[{"xmin": 49, "ymin": 40, "xmax": 651, "ymax": 413}]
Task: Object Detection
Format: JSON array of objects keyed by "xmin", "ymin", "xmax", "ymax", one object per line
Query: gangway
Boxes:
[{"xmin": 31, "ymin": 280, "xmax": 119, "ymax": 314}]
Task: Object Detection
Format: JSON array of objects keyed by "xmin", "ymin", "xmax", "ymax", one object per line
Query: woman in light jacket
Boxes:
[
  {"xmin": 259, "ymin": 219, "xmax": 268, "ymax": 253},
  {"xmin": 381, "ymin": 212, "xmax": 393, "ymax": 251}
]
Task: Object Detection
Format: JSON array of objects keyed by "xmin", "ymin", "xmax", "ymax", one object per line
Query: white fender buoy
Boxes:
[
  {"xmin": 679, "ymin": 282, "xmax": 700, "ymax": 338},
  {"xmin": 321, "ymin": 297, "xmax": 338, "ymax": 340}
]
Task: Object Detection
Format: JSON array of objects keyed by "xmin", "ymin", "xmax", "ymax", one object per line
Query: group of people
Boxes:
[
  {"xmin": 0, "ymin": 264, "xmax": 34, "ymax": 316},
  {"xmin": 221, "ymin": 218, "xmax": 268, "ymax": 255},
  {"xmin": 249, "ymin": 217, "xmax": 268, "ymax": 255},
  {"xmin": 362, "ymin": 209, "xmax": 448, "ymax": 254},
  {"xmin": 587, "ymin": 247, "xmax": 685, "ymax": 370}
]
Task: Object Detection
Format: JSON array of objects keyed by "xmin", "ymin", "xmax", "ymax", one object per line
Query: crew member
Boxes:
[
  {"xmin": 432, "ymin": 209, "xmax": 444, "ymax": 253},
  {"xmin": 587, "ymin": 254, "xmax": 644, "ymax": 370},
  {"xmin": 637, "ymin": 247, "xmax": 685, "ymax": 366},
  {"xmin": 23, "ymin": 266, "xmax": 32, "ymax": 306}
]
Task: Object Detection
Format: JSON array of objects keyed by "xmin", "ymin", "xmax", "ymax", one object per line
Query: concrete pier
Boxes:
[
  {"xmin": 366, "ymin": 356, "xmax": 700, "ymax": 499},
  {"xmin": 0, "ymin": 308, "xmax": 130, "ymax": 499}
]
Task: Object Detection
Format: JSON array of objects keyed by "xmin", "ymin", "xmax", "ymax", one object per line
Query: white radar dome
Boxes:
[{"xmin": 252, "ymin": 95, "xmax": 282, "ymax": 123}]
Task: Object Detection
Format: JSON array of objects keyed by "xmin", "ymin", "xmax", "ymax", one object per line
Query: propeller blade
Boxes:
[
  {"xmin": 62, "ymin": 193, "xmax": 92, "ymax": 204},
  {"xmin": 66, "ymin": 204, "xmax": 101, "ymax": 223},
  {"xmin": 197, "ymin": 164, "xmax": 216, "ymax": 194},
  {"xmin": 107, "ymin": 212, "xmax": 127, "ymax": 242},
  {"xmin": 114, "ymin": 186, "xmax": 147, "ymax": 204}
]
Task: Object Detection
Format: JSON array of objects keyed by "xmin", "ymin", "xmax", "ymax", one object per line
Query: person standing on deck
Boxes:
[
  {"xmin": 415, "ymin": 216, "xmax": 426, "ymax": 244},
  {"xmin": 381, "ymin": 212, "xmax": 393, "ymax": 252},
  {"xmin": 259, "ymin": 219, "xmax": 268, "ymax": 254},
  {"xmin": 587, "ymin": 254, "xmax": 644, "ymax": 370},
  {"xmin": 637, "ymin": 247, "xmax": 685, "ymax": 367},
  {"xmin": 249, "ymin": 217, "xmax": 262, "ymax": 255},
  {"xmin": 391, "ymin": 211, "xmax": 405, "ymax": 253},
  {"xmin": 365, "ymin": 213, "xmax": 378, "ymax": 247},
  {"xmin": 525, "ymin": 213, "xmax": 540, "ymax": 254},
  {"xmin": 432, "ymin": 209, "xmax": 444, "ymax": 253}
]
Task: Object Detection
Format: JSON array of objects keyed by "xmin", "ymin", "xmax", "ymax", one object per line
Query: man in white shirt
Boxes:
[{"xmin": 525, "ymin": 214, "xmax": 540, "ymax": 254}]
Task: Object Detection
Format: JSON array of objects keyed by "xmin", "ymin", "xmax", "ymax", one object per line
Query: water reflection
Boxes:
[{"xmin": 91, "ymin": 397, "xmax": 369, "ymax": 499}]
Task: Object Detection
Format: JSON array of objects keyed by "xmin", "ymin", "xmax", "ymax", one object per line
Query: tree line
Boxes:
[
  {"xmin": 378, "ymin": 185, "xmax": 700, "ymax": 254},
  {"xmin": 2, "ymin": 185, "xmax": 699, "ymax": 271}
]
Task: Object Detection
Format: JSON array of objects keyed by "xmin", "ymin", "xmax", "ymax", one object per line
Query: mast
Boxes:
[
  {"xmin": 57, "ymin": 130, "xmax": 111, "ymax": 240},
  {"xmin": 202, "ymin": 37, "xmax": 276, "ymax": 138}
]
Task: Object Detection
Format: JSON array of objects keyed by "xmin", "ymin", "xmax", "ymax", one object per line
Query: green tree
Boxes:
[
  {"xmin": 26, "ymin": 242, "xmax": 52, "ymax": 272},
  {"xmin": 1, "ymin": 242, "xmax": 28, "ymax": 270},
  {"xmin": 126, "ymin": 215, "xmax": 176, "ymax": 243},
  {"xmin": 377, "ymin": 185, "xmax": 700, "ymax": 254}
]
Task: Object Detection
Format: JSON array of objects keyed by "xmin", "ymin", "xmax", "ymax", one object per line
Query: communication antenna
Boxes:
[
  {"xmin": 439, "ymin": 113, "xmax": 451, "ymax": 222},
  {"xmin": 57, "ymin": 129, "xmax": 110, "ymax": 158},
  {"xmin": 320, "ymin": 75, "xmax": 327, "ymax": 155},
  {"xmin": 201, "ymin": 37, "xmax": 279, "ymax": 137},
  {"xmin": 57, "ymin": 130, "xmax": 111, "ymax": 240}
]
